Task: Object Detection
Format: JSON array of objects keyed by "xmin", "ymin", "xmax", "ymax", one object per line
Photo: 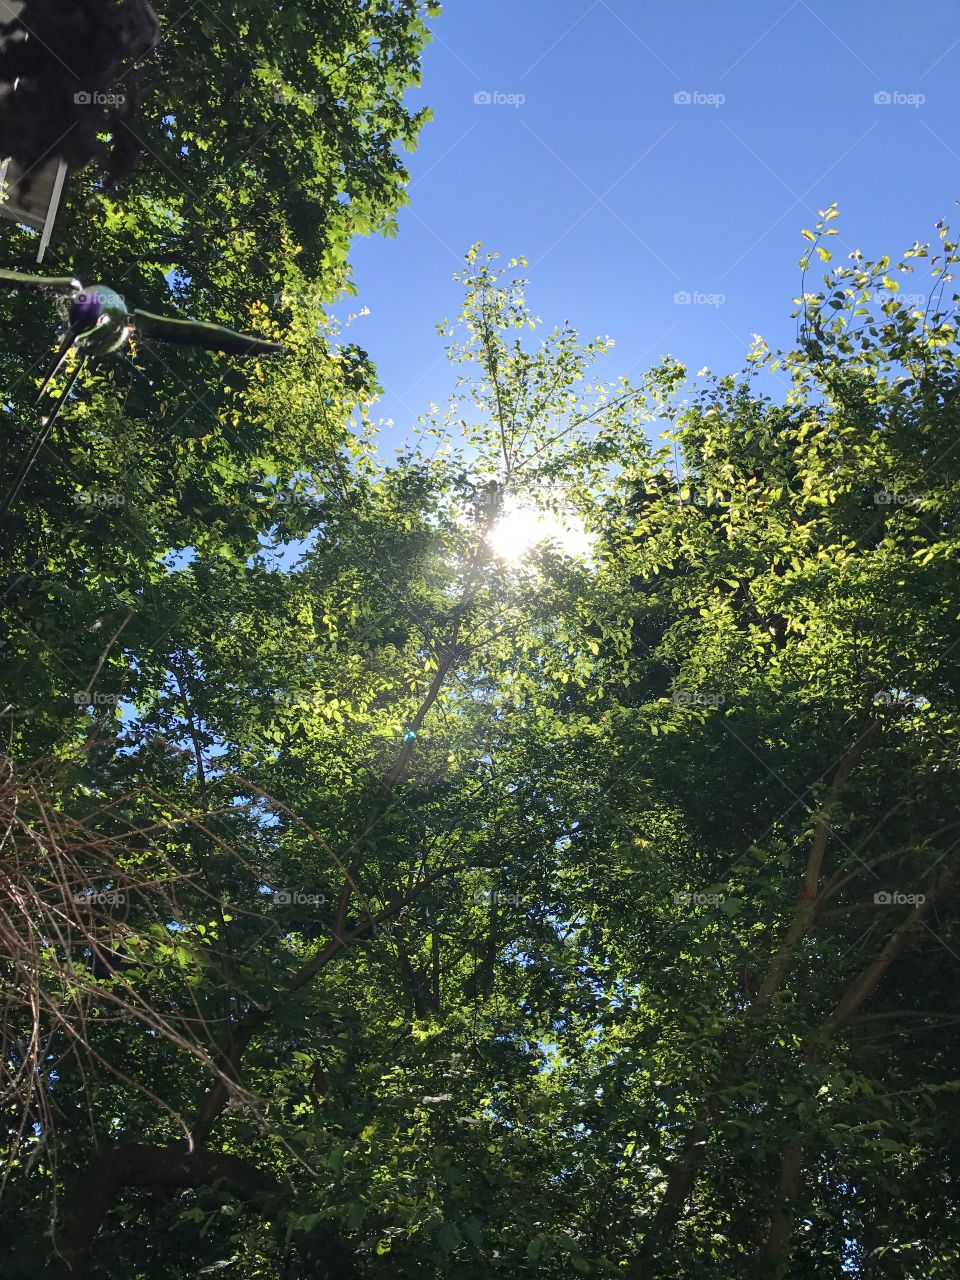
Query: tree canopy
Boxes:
[{"xmin": 2, "ymin": 8, "xmax": 960, "ymax": 1278}]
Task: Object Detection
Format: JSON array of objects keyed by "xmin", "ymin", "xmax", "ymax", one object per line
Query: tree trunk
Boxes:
[
  {"xmin": 40, "ymin": 1143, "xmax": 281, "ymax": 1278},
  {"xmin": 627, "ymin": 1117, "xmax": 710, "ymax": 1279},
  {"xmin": 762, "ymin": 1139, "xmax": 805, "ymax": 1280},
  {"xmin": 759, "ymin": 860, "xmax": 959, "ymax": 1273},
  {"xmin": 625, "ymin": 727, "xmax": 879, "ymax": 1274}
]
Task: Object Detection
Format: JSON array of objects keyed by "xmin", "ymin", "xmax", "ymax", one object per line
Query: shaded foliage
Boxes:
[{"xmin": 1, "ymin": 17, "xmax": 959, "ymax": 1274}]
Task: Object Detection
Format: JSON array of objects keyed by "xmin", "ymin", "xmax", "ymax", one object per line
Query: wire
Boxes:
[{"xmin": 0, "ymin": 356, "xmax": 87, "ymax": 520}]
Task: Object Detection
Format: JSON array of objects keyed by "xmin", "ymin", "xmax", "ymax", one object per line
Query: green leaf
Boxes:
[{"xmin": 436, "ymin": 1222, "xmax": 462, "ymax": 1255}]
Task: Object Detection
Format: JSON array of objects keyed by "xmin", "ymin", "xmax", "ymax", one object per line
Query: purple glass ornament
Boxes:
[{"xmin": 69, "ymin": 290, "xmax": 103, "ymax": 331}]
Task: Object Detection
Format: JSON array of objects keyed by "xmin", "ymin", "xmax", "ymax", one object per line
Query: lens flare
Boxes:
[{"xmin": 486, "ymin": 504, "xmax": 591, "ymax": 562}]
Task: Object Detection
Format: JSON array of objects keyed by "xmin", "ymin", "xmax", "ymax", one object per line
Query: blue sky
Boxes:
[{"xmin": 338, "ymin": 0, "xmax": 960, "ymax": 446}]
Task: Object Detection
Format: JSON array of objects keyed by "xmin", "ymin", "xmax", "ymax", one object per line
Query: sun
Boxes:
[{"xmin": 486, "ymin": 503, "xmax": 592, "ymax": 563}]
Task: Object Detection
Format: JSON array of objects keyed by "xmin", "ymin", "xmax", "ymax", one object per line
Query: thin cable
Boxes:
[{"xmin": 0, "ymin": 357, "xmax": 87, "ymax": 520}]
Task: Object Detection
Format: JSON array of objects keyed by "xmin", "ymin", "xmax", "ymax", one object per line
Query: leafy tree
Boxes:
[{"xmin": 3, "ymin": 67, "xmax": 960, "ymax": 1278}]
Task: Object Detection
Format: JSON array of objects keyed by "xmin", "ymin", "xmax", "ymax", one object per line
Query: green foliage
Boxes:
[{"xmin": 2, "ymin": 79, "xmax": 960, "ymax": 1279}]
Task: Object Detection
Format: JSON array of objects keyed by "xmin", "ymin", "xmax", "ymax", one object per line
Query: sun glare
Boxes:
[{"xmin": 486, "ymin": 504, "xmax": 592, "ymax": 563}]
